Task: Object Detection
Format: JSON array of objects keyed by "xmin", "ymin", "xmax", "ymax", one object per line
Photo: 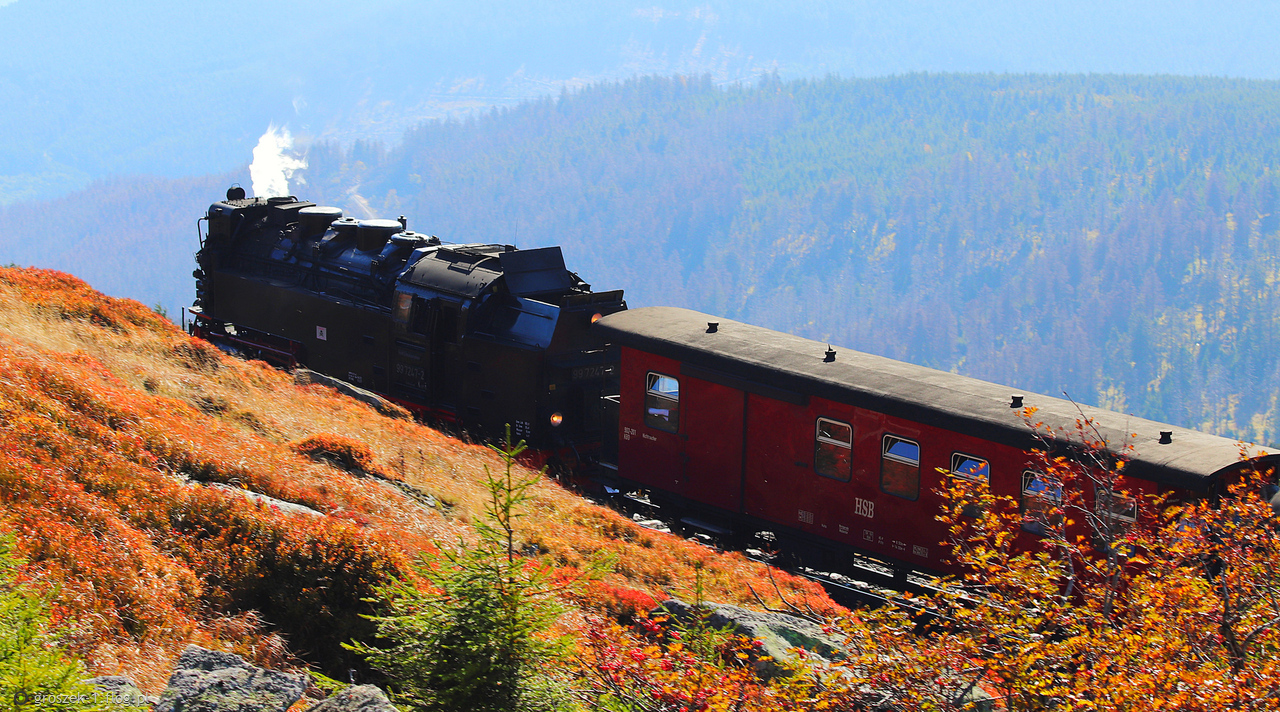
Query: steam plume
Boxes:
[{"xmin": 249, "ymin": 125, "xmax": 307, "ymax": 198}]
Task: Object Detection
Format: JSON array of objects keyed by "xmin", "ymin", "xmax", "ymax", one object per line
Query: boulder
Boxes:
[
  {"xmin": 305, "ymin": 685, "xmax": 398, "ymax": 712},
  {"xmin": 653, "ymin": 599, "xmax": 842, "ymax": 679},
  {"xmin": 294, "ymin": 369, "xmax": 409, "ymax": 419},
  {"xmin": 84, "ymin": 675, "xmax": 153, "ymax": 706},
  {"xmin": 155, "ymin": 645, "xmax": 308, "ymax": 712},
  {"xmin": 206, "ymin": 482, "xmax": 324, "ymax": 517}
]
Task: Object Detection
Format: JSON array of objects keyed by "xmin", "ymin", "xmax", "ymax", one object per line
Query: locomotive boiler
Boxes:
[{"xmin": 189, "ymin": 187, "xmax": 626, "ymax": 458}]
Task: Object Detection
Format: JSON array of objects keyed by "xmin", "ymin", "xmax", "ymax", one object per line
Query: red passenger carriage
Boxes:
[{"xmin": 595, "ymin": 307, "xmax": 1279, "ymax": 580}]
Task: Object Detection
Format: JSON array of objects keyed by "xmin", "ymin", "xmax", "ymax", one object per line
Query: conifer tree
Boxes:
[{"xmin": 350, "ymin": 429, "xmax": 571, "ymax": 712}]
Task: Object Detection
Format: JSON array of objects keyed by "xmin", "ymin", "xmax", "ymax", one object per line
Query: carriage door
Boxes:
[
  {"xmin": 679, "ymin": 375, "xmax": 745, "ymax": 513},
  {"xmin": 390, "ymin": 291, "xmax": 432, "ymax": 403}
]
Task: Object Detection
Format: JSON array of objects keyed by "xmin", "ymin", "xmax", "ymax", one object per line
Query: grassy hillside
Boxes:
[{"xmin": 0, "ymin": 266, "xmax": 833, "ymax": 693}]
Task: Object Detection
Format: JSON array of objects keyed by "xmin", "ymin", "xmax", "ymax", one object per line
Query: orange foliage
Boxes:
[
  {"xmin": 290, "ymin": 433, "xmax": 386, "ymax": 478},
  {"xmin": 573, "ymin": 615, "xmax": 851, "ymax": 711},
  {"xmin": 0, "ymin": 267, "xmax": 173, "ymax": 335},
  {"xmin": 574, "ymin": 580, "xmax": 661, "ymax": 621},
  {"xmin": 0, "ymin": 266, "xmax": 840, "ymax": 693},
  {"xmin": 826, "ymin": 419, "xmax": 1280, "ymax": 710}
]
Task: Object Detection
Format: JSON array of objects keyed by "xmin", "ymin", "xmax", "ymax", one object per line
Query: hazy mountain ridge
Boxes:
[
  {"xmin": 4, "ymin": 73, "xmax": 1280, "ymax": 443},
  {"xmin": 5, "ymin": 0, "xmax": 1280, "ymax": 203},
  {"xmin": 0, "ymin": 172, "xmax": 237, "ymax": 319}
]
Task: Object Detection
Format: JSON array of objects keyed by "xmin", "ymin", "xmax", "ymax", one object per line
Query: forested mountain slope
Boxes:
[
  {"xmin": 4, "ymin": 73, "xmax": 1278, "ymax": 443},
  {"xmin": 4, "ymin": 0, "xmax": 1280, "ymax": 204},
  {"xmin": 297, "ymin": 73, "xmax": 1280, "ymax": 444}
]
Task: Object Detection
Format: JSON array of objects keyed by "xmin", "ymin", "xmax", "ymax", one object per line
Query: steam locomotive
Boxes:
[
  {"xmin": 189, "ymin": 187, "xmax": 626, "ymax": 459},
  {"xmin": 191, "ymin": 188, "xmax": 1278, "ymax": 582}
]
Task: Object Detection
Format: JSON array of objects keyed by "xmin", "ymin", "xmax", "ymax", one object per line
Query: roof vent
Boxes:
[
  {"xmin": 1159, "ymin": 431, "xmax": 1173, "ymax": 444},
  {"xmin": 824, "ymin": 346, "xmax": 836, "ymax": 363},
  {"xmin": 706, "ymin": 322, "xmax": 718, "ymax": 333},
  {"xmin": 1010, "ymin": 395, "xmax": 1024, "ymax": 408}
]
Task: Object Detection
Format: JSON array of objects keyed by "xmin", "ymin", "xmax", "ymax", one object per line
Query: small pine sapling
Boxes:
[
  {"xmin": 0, "ymin": 533, "xmax": 140, "ymax": 712},
  {"xmin": 349, "ymin": 427, "xmax": 575, "ymax": 712}
]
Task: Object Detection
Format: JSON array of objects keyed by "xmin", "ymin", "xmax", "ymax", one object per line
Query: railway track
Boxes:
[{"xmin": 590, "ymin": 487, "xmax": 942, "ymax": 612}]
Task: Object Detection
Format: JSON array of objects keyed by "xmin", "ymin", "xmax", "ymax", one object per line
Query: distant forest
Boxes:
[{"xmin": 6, "ymin": 73, "xmax": 1280, "ymax": 444}]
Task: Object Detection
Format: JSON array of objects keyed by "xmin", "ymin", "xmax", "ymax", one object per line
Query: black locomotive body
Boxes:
[{"xmin": 190, "ymin": 188, "xmax": 626, "ymax": 456}]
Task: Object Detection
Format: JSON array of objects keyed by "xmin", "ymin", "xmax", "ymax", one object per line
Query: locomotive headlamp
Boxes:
[
  {"xmin": 590, "ymin": 312, "xmax": 603, "ymax": 323},
  {"xmin": 549, "ymin": 412, "xmax": 564, "ymax": 427}
]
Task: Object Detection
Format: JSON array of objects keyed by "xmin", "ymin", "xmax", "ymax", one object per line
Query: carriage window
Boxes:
[
  {"xmin": 1095, "ymin": 487, "xmax": 1137, "ymax": 524},
  {"xmin": 950, "ymin": 453, "xmax": 989, "ymax": 517},
  {"xmin": 950, "ymin": 453, "xmax": 989, "ymax": 483},
  {"xmin": 880, "ymin": 435, "xmax": 920, "ymax": 500},
  {"xmin": 814, "ymin": 418, "xmax": 853, "ymax": 482},
  {"xmin": 644, "ymin": 373, "xmax": 679, "ymax": 432},
  {"xmin": 1021, "ymin": 470, "xmax": 1064, "ymax": 535}
]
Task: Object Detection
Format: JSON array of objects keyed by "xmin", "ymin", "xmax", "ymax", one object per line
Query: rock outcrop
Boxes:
[
  {"xmin": 84, "ymin": 675, "xmax": 154, "ymax": 707},
  {"xmin": 294, "ymin": 369, "xmax": 409, "ymax": 419},
  {"xmin": 653, "ymin": 598, "xmax": 843, "ymax": 678},
  {"xmin": 206, "ymin": 482, "xmax": 324, "ymax": 517},
  {"xmin": 139, "ymin": 646, "xmax": 402, "ymax": 712},
  {"xmin": 154, "ymin": 645, "xmax": 308, "ymax": 712},
  {"xmin": 304, "ymin": 685, "xmax": 398, "ymax": 712}
]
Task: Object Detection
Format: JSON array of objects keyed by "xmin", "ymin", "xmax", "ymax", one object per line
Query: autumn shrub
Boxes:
[
  {"xmin": 574, "ymin": 580, "xmax": 660, "ymax": 622},
  {"xmin": 0, "ymin": 448, "xmax": 202, "ymax": 647},
  {"xmin": 0, "ymin": 267, "xmax": 172, "ymax": 335},
  {"xmin": 291, "ymin": 433, "xmax": 384, "ymax": 477},
  {"xmin": 572, "ymin": 611, "xmax": 850, "ymax": 712},
  {"xmin": 167, "ymin": 489, "xmax": 410, "ymax": 676},
  {"xmin": 0, "ymin": 293, "xmax": 435, "ymax": 678}
]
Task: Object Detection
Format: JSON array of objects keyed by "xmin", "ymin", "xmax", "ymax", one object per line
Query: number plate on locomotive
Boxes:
[{"xmin": 571, "ymin": 364, "xmax": 614, "ymax": 380}]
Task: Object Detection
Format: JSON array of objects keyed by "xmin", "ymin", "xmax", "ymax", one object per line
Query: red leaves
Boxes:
[
  {"xmin": 0, "ymin": 269, "xmax": 437, "ymax": 677},
  {"xmin": 573, "ymin": 614, "xmax": 844, "ymax": 711},
  {"xmin": 576, "ymin": 580, "xmax": 661, "ymax": 620}
]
